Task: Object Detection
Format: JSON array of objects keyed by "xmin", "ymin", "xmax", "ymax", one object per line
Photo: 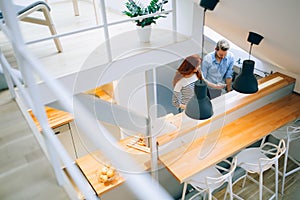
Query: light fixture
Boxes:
[
  {"xmin": 183, "ymin": 0, "xmax": 219, "ymax": 120},
  {"xmin": 185, "ymin": 79, "xmax": 213, "ymax": 120},
  {"xmin": 199, "ymin": 0, "xmax": 219, "ymax": 11},
  {"xmin": 199, "ymin": 0, "xmax": 219, "ymax": 59},
  {"xmin": 233, "ymin": 32, "xmax": 264, "ymax": 94}
]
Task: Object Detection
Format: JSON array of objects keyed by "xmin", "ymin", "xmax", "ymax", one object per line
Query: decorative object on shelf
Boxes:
[
  {"xmin": 185, "ymin": 80, "xmax": 213, "ymax": 120},
  {"xmin": 123, "ymin": 0, "xmax": 168, "ymax": 43},
  {"xmin": 127, "ymin": 136, "xmax": 150, "ymax": 153},
  {"xmin": 233, "ymin": 31, "xmax": 264, "ymax": 94},
  {"xmin": 97, "ymin": 163, "xmax": 118, "ymax": 184}
]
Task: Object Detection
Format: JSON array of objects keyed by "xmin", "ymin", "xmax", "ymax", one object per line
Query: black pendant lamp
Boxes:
[
  {"xmin": 199, "ymin": 0, "xmax": 219, "ymax": 59},
  {"xmin": 185, "ymin": 80, "xmax": 213, "ymax": 120},
  {"xmin": 233, "ymin": 32, "xmax": 264, "ymax": 94},
  {"xmin": 184, "ymin": 0, "xmax": 219, "ymax": 120},
  {"xmin": 200, "ymin": 0, "xmax": 219, "ymax": 11}
]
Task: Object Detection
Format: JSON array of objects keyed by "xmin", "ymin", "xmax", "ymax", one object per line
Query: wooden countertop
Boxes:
[
  {"xmin": 159, "ymin": 93, "xmax": 300, "ymax": 183},
  {"xmin": 28, "ymin": 106, "xmax": 73, "ymax": 131},
  {"xmin": 157, "ymin": 72, "xmax": 295, "ymax": 146},
  {"xmin": 76, "ymin": 137, "xmax": 151, "ymax": 196}
]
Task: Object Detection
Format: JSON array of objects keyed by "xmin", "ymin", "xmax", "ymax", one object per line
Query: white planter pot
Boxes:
[{"xmin": 136, "ymin": 25, "xmax": 151, "ymax": 43}]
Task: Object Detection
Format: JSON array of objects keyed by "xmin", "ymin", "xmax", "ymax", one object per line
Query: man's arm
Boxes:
[
  {"xmin": 225, "ymin": 52, "xmax": 235, "ymax": 92},
  {"xmin": 225, "ymin": 77, "xmax": 232, "ymax": 92}
]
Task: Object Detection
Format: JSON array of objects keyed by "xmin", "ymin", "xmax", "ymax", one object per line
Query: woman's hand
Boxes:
[
  {"xmin": 214, "ymin": 83, "xmax": 226, "ymax": 89},
  {"xmin": 179, "ymin": 104, "xmax": 186, "ymax": 110},
  {"xmin": 202, "ymin": 77, "xmax": 225, "ymax": 90}
]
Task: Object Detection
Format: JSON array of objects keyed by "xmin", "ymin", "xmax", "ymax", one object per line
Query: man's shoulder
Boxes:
[
  {"xmin": 203, "ymin": 51, "xmax": 214, "ymax": 62},
  {"xmin": 226, "ymin": 51, "xmax": 235, "ymax": 59}
]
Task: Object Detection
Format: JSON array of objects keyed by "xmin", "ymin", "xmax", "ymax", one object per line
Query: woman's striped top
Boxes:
[{"xmin": 172, "ymin": 74, "xmax": 198, "ymax": 108}]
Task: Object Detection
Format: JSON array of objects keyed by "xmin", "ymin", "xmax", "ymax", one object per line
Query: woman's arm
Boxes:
[
  {"xmin": 202, "ymin": 77, "xmax": 226, "ymax": 89},
  {"xmin": 172, "ymin": 91, "xmax": 182, "ymax": 108}
]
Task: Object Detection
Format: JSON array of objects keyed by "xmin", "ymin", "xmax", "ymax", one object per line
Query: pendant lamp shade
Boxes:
[
  {"xmin": 247, "ymin": 32, "xmax": 264, "ymax": 45},
  {"xmin": 232, "ymin": 60, "xmax": 258, "ymax": 94},
  {"xmin": 185, "ymin": 80, "xmax": 213, "ymax": 120},
  {"xmin": 200, "ymin": 0, "xmax": 219, "ymax": 11},
  {"xmin": 233, "ymin": 31, "xmax": 263, "ymax": 94}
]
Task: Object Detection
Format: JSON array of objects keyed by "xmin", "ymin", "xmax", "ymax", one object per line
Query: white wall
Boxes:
[
  {"xmin": 114, "ymin": 71, "xmax": 148, "ymax": 117},
  {"xmin": 156, "ymin": 60, "xmax": 183, "ymax": 116},
  {"xmin": 113, "ymin": 71, "xmax": 148, "ymax": 138}
]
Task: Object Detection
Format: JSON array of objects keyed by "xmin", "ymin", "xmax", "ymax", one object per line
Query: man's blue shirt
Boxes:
[{"xmin": 201, "ymin": 51, "xmax": 235, "ymax": 85}]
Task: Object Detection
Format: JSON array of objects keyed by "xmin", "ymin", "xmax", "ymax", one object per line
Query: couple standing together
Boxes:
[{"xmin": 172, "ymin": 39, "xmax": 235, "ymax": 112}]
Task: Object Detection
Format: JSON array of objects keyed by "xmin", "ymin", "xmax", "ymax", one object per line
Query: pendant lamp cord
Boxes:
[
  {"xmin": 201, "ymin": 8, "xmax": 207, "ymax": 59},
  {"xmin": 249, "ymin": 43, "xmax": 253, "ymax": 60}
]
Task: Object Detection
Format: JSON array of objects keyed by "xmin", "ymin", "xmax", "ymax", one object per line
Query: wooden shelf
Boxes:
[
  {"xmin": 76, "ymin": 138, "xmax": 151, "ymax": 197},
  {"xmin": 85, "ymin": 83, "xmax": 115, "ymax": 103},
  {"xmin": 28, "ymin": 106, "xmax": 73, "ymax": 132},
  {"xmin": 75, "ymin": 151, "xmax": 125, "ymax": 196}
]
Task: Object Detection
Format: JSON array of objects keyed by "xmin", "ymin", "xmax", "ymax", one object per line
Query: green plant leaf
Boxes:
[{"xmin": 123, "ymin": 0, "xmax": 169, "ymax": 26}]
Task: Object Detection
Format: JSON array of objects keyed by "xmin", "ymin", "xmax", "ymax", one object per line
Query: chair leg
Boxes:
[
  {"xmin": 208, "ymin": 190, "xmax": 212, "ymax": 200},
  {"xmin": 181, "ymin": 182, "xmax": 188, "ymax": 200},
  {"xmin": 275, "ymin": 161, "xmax": 279, "ymax": 200},
  {"xmin": 72, "ymin": 0, "xmax": 79, "ymax": 16},
  {"xmin": 242, "ymin": 172, "xmax": 248, "ymax": 188},
  {"xmin": 229, "ymin": 180, "xmax": 233, "ymax": 200},
  {"xmin": 259, "ymin": 171, "xmax": 263, "ymax": 200},
  {"xmin": 42, "ymin": 8, "xmax": 63, "ymax": 53},
  {"xmin": 281, "ymin": 142, "xmax": 289, "ymax": 195},
  {"xmin": 224, "ymin": 186, "xmax": 228, "ymax": 200},
  {"xmin": 92, "ymin": 0, "xmax": 101, "ymax": 24}
]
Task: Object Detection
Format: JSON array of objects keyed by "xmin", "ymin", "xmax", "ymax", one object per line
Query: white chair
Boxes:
[
  {"xmin": 270, "ymin": 119, "xmax": 300, "ymax": 195},
  {"xmin": 236, "ymin": 139, "xmax": 286, "ymax": 200},
  {"xmin": 181, "ymin": 157, "xmax": 237, "ymax": 200},
  {"xmin": 0, "ymin": 1, "xmax": 63, "ymax": 52}
]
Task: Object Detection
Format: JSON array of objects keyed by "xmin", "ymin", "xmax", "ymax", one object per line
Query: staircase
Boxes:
[{"xmin": 0, "ymin": 90, "xmax": 69, "ymax": 200}]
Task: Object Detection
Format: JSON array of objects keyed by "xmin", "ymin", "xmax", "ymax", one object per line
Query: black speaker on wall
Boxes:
[{"xmin": 200, "ymin": 0, "xmax": 219, "ymax": 11}]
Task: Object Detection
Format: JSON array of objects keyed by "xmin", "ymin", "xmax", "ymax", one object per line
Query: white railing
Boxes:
[{"xmin": 0, "ymin": 0, "xmax": 175, "ymax": 199}]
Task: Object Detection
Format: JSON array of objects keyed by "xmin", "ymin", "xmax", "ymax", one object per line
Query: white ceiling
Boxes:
[{"xmin": 202, "ymin": 0, "xmax": 300, "ymax": 75}]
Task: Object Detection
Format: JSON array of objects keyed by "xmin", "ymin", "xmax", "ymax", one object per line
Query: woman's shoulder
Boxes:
[{"xmin": 178, "ymin": 74, "xmax": 198, "ymax": 85}]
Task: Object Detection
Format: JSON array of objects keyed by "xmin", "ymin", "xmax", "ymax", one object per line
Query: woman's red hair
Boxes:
[{"xmin": 172, "ymin": 54, "xmax": 202, "ymax": 87}]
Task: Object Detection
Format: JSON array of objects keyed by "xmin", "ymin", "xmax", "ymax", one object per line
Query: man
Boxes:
[{"xmin": 201, "ymin": 39, "xmax": 235, "ymax": 99}]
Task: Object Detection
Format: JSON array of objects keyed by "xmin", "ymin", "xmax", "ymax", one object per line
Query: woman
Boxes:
[{"xmin": 172, "ymin": 54, "xmax": 224, "ymax": 112}]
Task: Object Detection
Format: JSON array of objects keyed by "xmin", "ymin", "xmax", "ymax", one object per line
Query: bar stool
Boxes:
[
  {"xmin": 270, "ymin": 119, "xmax": 300, "ymax": 195},
  {"xmin": 235, "ymin": 139, "xmax": 286, "ymax": 200},
  {"xmin": 181, "ymin": 157, "xmax": 237, "ymax": 200}
]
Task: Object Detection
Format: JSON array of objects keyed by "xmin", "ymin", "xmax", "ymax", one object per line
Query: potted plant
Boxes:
[{"xmin": 123, "ymin": 0, "xmax": 168, "ymax": 42}]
